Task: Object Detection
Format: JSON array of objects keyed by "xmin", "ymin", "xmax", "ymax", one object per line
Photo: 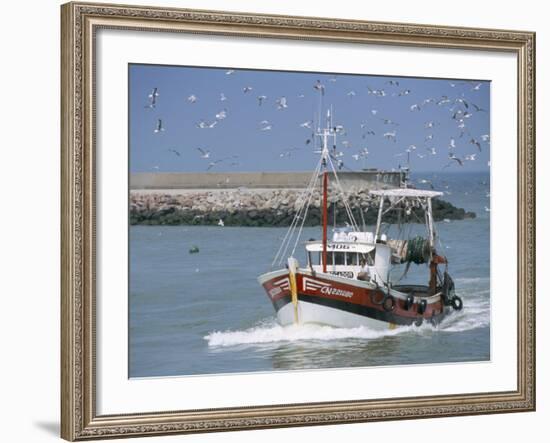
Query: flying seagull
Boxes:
[
  {"xmin": 154, "ymin": 119, "xmax": 165, "ymax": 133},
  {"xmin": 313, "ymin": 80, "xmax": 325, "ymax": 95},
  {"xmin": 145, "ymin": 87, "xmax": 159, "ymax": 108},
  {"xmin": 197, "ymin": 148, "xmax": 210, "ymax": 159}
]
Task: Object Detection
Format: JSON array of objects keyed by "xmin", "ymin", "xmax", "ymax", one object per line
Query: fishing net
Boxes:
[{"xmin": 405, "ymin": 236, "xmax": 431, "ymax": 265}]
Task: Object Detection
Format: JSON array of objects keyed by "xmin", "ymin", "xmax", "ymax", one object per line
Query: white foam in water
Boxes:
[
  {"xmin": 205, "ymin": 319, "xmax": 410, "ymax": 347},
  {"xmin": 205, "ymin": 288, "xmax": 490, "ymax": 348}
]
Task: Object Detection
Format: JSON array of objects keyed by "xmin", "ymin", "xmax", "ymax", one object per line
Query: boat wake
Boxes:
[
  {"xmin": 206, "ymin": 275, "xmax": 490, "ymax": 348},
  {"xmin": 205, "ymin": 287, "xmax": 489, "ymax": 348}
]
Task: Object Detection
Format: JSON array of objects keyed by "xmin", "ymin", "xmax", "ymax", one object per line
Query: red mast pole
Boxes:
[{"xmin": 322, "ymin": 170, "xmax": 328, "ymax": 273}]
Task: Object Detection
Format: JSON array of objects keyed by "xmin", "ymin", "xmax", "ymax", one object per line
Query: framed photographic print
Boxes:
[{"xmin": 61, "ymin": 1, "xmax": 536, "ymax": 440}]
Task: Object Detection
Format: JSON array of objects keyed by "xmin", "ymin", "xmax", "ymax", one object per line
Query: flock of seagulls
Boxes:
[{"xmin": 140, "ymin": 70, "xmax": 489, "ymax": 173}]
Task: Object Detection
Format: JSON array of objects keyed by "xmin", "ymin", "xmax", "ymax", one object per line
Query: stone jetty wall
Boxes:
[
  {"xmin": 130, "ymin": 187, "xmax": 475, "ymax": 227},
  {"xmin": 130, "ymin": 170, "xmax": 406, "ymax": 190}
]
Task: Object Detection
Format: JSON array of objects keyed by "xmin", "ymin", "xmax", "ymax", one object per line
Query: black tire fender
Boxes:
[
  {"xmin": 417, "ymin": 299, "xmax": 427, "ymax": 315},
  {"xmin": 383, "ymin": 295, "xmax": 395, "ymax": 312},
  {"xmin": 404, "ymin": 294, "xmax": 415, "ymax": 311},
  {"xmin": 452, "ymin": 296, "xmax": 463, "ymax": 311}
]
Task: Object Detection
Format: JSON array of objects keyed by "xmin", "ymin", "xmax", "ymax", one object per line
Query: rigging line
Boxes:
[
  {"xmin": 271, "ymin": 157, "xmax": 322, "ymax": 267},
  {"xmin": 273, "ymin": 161, "xmax": 321, "ymax": 267},
  {"xmin": 290, "ymin": 166, "xmax": 322, "ymax": 257},
  {"xmin": 326, "ymin": 155, "xmax": 360, "ymax": 231},
  {"xmin": 281, "ymin": 160, "xmax": 322, "ymax": 262},
  {"xmin": 283, "ymin": 160, "xmax": 323, "ymax": 263},
  {"xmin": 275, "ymin": 158, "xmax": 323, "ymax": 266}
]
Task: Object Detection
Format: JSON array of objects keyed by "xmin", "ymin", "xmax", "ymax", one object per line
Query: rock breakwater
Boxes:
[{"xmin": 130, "ymin": 188, "xmax": 475, "ymax": 227}]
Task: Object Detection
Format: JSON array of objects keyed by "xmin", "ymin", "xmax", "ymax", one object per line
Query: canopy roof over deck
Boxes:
[{"xmin": 370, "ymin": 189, "xmax": 443, "ymax": 198}]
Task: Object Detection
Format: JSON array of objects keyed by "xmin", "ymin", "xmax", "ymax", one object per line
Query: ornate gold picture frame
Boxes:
[{"xmin": 61, "ymin": 2, "xmax": 535, "ymax": 440}]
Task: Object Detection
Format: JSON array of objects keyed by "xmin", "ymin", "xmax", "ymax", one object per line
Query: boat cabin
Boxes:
[{"xmin": 305, "ymin": 230, "xmax": 392, "ymax": 284}]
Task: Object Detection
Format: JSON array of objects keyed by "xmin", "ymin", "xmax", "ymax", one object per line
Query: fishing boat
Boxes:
[{"xmin": 258, "ymin": 110, "xmax": 463, "ymax": 330}]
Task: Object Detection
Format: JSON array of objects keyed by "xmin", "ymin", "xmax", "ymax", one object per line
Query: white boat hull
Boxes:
[{"xmin": 276, "ymin": 300, "xmax": 390, "ymax": 330}]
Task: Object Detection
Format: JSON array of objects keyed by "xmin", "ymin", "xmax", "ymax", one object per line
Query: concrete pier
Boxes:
[{"xmin": 130, "ymin": 170, "xmax": 406, "ymax": 191}]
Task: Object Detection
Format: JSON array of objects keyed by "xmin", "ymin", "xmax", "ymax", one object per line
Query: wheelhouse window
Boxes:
[
  {"xmin": 334, "ymin": 252, "xmax": 346, "ymax": 265},
  {"xmin": 348, "ymin": 253, "xmax": 359, "ymax": 266}
]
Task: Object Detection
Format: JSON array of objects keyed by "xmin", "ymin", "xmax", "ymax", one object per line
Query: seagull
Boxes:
[
  {"xmin": 381, "ymin": 118, "xmax": 399, "ymax": 126},
  {"xmin": 225, "ymin": 69, "xmax": 235, "ymax": 75},
  {"xmin": 276, "ymin": 97, "xmax": 288, "ymax": 109},
  {"xmin": 145, "ymin": 87, "xmax": 159, "ymax": 108},
  {"xmin": 484, "ymin": 206, "xmax": 491, "ymax": 212},
  {"xmin": 383, "ymin": 131, "xmax": 397, "ymax": 142},
  {"xmin": 367, "ymin": 86, "xmax": 386, "ymax": 96},
  {"xmin": 352, "ymin": 148, "xmax": 369, "ymax": 161},
  {"xmin": 386, "ymin": 80, "xmax": 400, "ymax": 86},
  {"xmin": 419, "ymin": 178, "xmax": 434, "ymax": 189},
  {"xmin": 481, "ymin": 134, "xmax": 490, "ymax": 142},
  {"xmin": 257, "ymin": 95, "xmax": 267, "ymax": 106},
  {"xmin": 449, "ymin": 138, "xmax": 456, "ymax": 150},
  {"xmin": 347, "ymin": 90, "xmax": 356, "ymax": 98},
  {"xmin": 447, "ymin": 153, "xmax": 464, "ymax": 167},
  {"xmin": 464, "ymin": 154, "xmax": 477, "ymax": 161},
  {"xmin": 424, "ymin": 121, "xmax": 438, "ymax": 129},
  {"xmin": 341, "ymin": 140, "xmax": 351, "ymax": 148},
  {"xmin": 425, "ymin": 134, "xmax": 434, "ymax": 142},
  {"xmin": 207, "ymin": 160, "xmax": 224, "ymax": 170},
  {"xmin": 187, "ymin": 94, "xmax": 197, "ymax": 103},
  {"xmin": 260, "ymin": 124, "xmax": 272, "ymax": 131},
  {"xmin": 220, "ymin": 93, "xmax": 227, "ymax": 102},
  {"xmin": 469, "ymin": 138, "xmax": 482, "ymax": 151},
  {"xmin": 437, "ymin": 96, "xmax": 451, "ymax": 106},
  {"xmin": 398, "ymin": 89, "xmax": 411, "ymax": 96},
  {"xmin": 168, "ymin": 148, "xmax": 181, "ymax": 157},
  {"xmin": 218, "ymin": 219, "xmax": 225, "ymax": 227},
  {"xmin": 243, "ymin": 86, "xmax": 253, "ymax": 93},
  {"xmin": 472, "ymin": 103, "xmax": 487, "ymax": 112},
  {"xmin": 215, "ymin": 109, "xmax": 227, "ymax": 120},
  {"xmin": 407, "ymin": 144, "xmax": 417, "ymax": 151},
  {"xmin": 279, "ymin": 148, "xmax": 298, "ymax": 158},
  {"xmin": 471, "ymin": 82, "xmax": 483, "ymax": 91},
  {"xmin": 427, "ymin": 147, "xmax": 437, "ymax": 155},
  {"xmin": 300, "ymin": 121, "xmax": 312, "ymax": 129},
  {"xmin": 154, "ymin": 119, "xmax": 165, "ymax": 133},
  {"xmin": 197, "ymin": 148, "xmax": 210, "ymax": 159},
  {"xmin": 196, "ymin": 120, "xmax": 218, "ymax": 129},
  {"xmin": 371, "ymin": 109, "xmax": 378, "ymax": 115},
  {"xmin": 313, "ymin": 80, "xmax": 325, "ymax": 95},
  {"xmin": 297, "ymin": 93, "xmax": 305, "ymax": 99},
  {"xmin": 410, "ymin": 103, "xmax": 421, "ymax": 111},
  {"xmin": 455, "ymin": 97, "xmax": 469, "ymax": 109}
]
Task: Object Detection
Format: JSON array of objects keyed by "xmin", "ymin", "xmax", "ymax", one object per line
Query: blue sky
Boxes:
[{"xmin": 129, "ymin": 64, "xmax": 490, "ymax": 173}]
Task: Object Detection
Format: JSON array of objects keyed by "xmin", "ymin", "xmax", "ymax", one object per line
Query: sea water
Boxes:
[{"xmin": 129, "ymin": 171, "xmax": 490, "ymax": 377}]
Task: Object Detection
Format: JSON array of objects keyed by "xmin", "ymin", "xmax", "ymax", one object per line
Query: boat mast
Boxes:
[
  {"xmin": 322, "ymin": 169, "xmax": 328, "ymax": 273},
  {"xmin": 320, "ymin": 109, "xmax": 333, "ymax": 274}
]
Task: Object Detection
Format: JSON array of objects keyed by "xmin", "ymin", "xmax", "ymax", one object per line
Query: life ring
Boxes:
[
  {"xmin": 404, "ymin": 294, "xmax": 415, "ymax": 311},
  {"xmin": 417, "ymin": 299, "xmax": 427, "ymax": 315},
  {"xmin": 383, "ymin": 295, "xmax": 395, "ymax": 312},
  {"xmin": 370, "ymin": 290, "xmax": 385, "ymax": 305},
  {"xmin": 451, "ymin": 296, "xmax": 463, "ymax": 311}
]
